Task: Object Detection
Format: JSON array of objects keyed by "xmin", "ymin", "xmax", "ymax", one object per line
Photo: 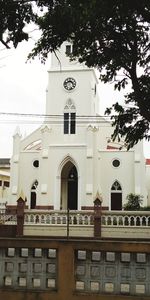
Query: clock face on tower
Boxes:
[{"xmin": 63, "ymin": 77, "xmax": 76, "ymax": 91}]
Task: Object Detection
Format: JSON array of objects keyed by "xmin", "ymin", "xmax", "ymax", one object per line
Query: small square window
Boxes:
[
  {"xmin": 121, "ymin": 253, "xmax": 130, "ymax": 262},
  {"xmin": 136, "ymin": 284, "xmax": 145, "ymax": 294},
  {"xmin": 19, "ymin": 277, "xmax": 26, "ymax": 287},
  {"xmin": 34, "ymin": 248, "xmax": 42, "ymax": 257},
  {"xmin": 135, "ymin": 268, "xmax": 146, "ymax": 279},
  {"xmin": 48, "ymin": 249, "xmax": 56, "ymax": 258},
  {"xmin": 76, "ymin": 265, "xmax": 85, "ymax": 276},
  {"xmin": 47, "ymin": 278, "xmax": 56, "ymax": 288},
  {"xmin": 20, "ymin": 263, "xmax": 27, "ymax": 273},
  {"xmin": 77, "ymin": 250, "xmax": 86, "ymax": 260},
  {"xmin": 137, "ymin": 253, "xmax": 146, "ymax": 263},
  {"xmin": 33, "ymin": 278, "xmax": 41, "ymax": 288},
  {"xmin": 105, "ymin": 282, "xmax": 114, "ymax": 292},
  {"xmin": 76, "ymin": 281, "xmax": 85, "ymax": 290},
  {"xmin": 5, "ymin": 276, "xmax": 12, "ymax": 286},
  {"xmin": 47, "ymin": 264, "xmax": 56, "ymax": 273},
  {"xmin": 105, "ymin": 266, "xmax": 116, "ymax": 277},
  {"xmin": 121, "ymin": 267, "xmax": 131, "ymax": 278},
  {"xmin": 106, "ymin": 252, "xmax": 115, "ymax": 262},
  {"xmin": 7, "ymin": 248, "xmax": 15, "ymax": 257},
  {"xmin": 21, "ymin": 248, "xmax": 28, "ymax": 257},
  {"xmin": 92, "ymin": 251, "xmax": 101, "ymax": 261},
  {"xmin": 90, "ymin": 281, "xmax": 99, "ymax": 291},
  {"xmin": 121, "ymin": 283, "xmax": 130, "ymax": 293},
  {"xmin": 91, "ymin": 266, "xmax": 100, "ymax": 277},
  {"xmin": 34, "ymin": 263, "xmax": 42, "ymax": 273},
  {"xmin": 6, "ymin": 262, "xmax": 13, "ymax": 272}
]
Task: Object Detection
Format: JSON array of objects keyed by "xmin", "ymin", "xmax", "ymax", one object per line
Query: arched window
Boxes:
[
  {"xmin": 111, "ymin": 181, "xmax": 122, "ymax": 191},
  {"xmin": 64, "ymin": 99, "xmax": 76, "ymax": 134},
  {"xmin": 111, "ymin": 180, "xmax": 122, "ymax": 210},
  {"xmin": 30, "ymin": 180, "xmax": 38, "ymax": 209}
]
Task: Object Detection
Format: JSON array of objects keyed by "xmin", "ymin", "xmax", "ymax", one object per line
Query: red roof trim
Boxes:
[
  {"xmin": 107, "ymin": 145, "xmax": 119, "ymax": 150},
  {"xmin": 146, "ymin": 159, "xmax": 150, "ymax": 165}
]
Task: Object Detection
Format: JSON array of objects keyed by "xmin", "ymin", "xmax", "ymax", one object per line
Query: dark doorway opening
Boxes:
[
  {"xmin": 111, "ymin": 181, "xmax": 122, "ymax": 210},
  {"xmin": 111, "ymin": 192, "xmax": 122, "ymax": 210},
  {"xmin": 68, "ymin": 166, "xmax": 78, "ymax": 210},
  {"xmin": 61, "ymin": 162, "xmax": 78, "ymax": 210},
  {"xmin": 30, "ymin": 180, "xmax": 38, "ymax": 209},
  {"xmin": 31, "ymin": 192, "xmax": 36, "ymax": 209}
]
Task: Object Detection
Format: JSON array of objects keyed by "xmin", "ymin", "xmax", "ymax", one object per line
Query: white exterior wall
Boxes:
[
  {"xmin": 46, "ymin": 69, "xmax": 99, "ymax": 116},
  {"xmin": 146, "ymin": 165, "xmax": 150, "ymax": 206},
  {"xmin": 19, "ymin": 152, "xmax": 40, "ymax": 202},
  {"xmin": 134, "ymin": 142, "xmax": 147, "ymax": 204},
  {"xmin": 8, "ymin": 42, "xmax": 149, "ymax": 210},
  {"xmin": 99, "ymin": 150, "xmax": 134, "ymax": 208}
]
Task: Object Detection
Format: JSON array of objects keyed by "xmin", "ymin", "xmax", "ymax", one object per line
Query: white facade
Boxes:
[
  {"xmin": 0, "ymin": 159, "xmax": 10, "ymax": 204},
  {"xmin": 8, "ymin": 42, "xmax": 148, "ymax": 210}
]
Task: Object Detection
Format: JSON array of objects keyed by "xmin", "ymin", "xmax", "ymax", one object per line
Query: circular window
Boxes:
[
  {"xmin": 112, "ymin": 159, "xmax": 120, "ymax": 168},
  {"xmin": 33, "ymin": 160, "xmax": 39, "ymax": 168}
]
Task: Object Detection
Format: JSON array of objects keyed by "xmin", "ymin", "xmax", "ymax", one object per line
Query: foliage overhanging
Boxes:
[{"xmin": 1, "ymin": 0, "xmax": 150, "ymax": 149}]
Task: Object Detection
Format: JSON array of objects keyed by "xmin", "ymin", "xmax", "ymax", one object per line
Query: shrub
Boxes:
[
  {"xmin": 140, "ymin": 206, "xmax": 150, "ymax": 211},
  {"xmin": 123, "ymin": 193, "xmax": 143, "ymax": 211}
]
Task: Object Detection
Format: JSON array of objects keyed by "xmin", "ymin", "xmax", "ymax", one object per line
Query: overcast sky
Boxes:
[
  {"xmin": 0, "ymin": 40, "xmax": 149, "ymax": 158},
  {"xmin": 0, "ymin": 40, "xmax": 47, "ymax": 157}
]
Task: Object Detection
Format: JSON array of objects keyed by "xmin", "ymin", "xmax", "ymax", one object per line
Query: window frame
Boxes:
[{"xmin": 63, "ymin": 99, "xmax": 76, "ymax": 135}]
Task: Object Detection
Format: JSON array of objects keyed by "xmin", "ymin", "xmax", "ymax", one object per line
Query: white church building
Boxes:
[{"xmin": 8, "ymin": 42, "xmax": 150, "ymax": 211}]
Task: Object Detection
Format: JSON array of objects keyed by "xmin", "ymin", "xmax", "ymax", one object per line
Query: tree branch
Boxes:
[{"xmin": 0, "ymin": 39, "xmax": 10, "ymax": 49}]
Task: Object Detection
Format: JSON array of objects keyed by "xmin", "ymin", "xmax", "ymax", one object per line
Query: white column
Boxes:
[
  {"xmin": 9, "ymin": 128, "xmax": 21, "ymax": 205},
  {"xmin": 134, "ymin": 143, "xmax": 147, "ymax": 206},
  {"xmin": 54, "ymin": 175, "xmax": 61, "ymax": 210},
  {"xmin": 38, "ymin": 126, "xmax": 51, "ymax": 207},
  {"xmin": 86, "ymin": 126, "xmax": 94, "ymax": 207}
]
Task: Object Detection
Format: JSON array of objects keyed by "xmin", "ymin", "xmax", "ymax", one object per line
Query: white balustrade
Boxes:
[
  {"xmin": 101, "ymin": 211, "xmax": 150, "ymax": 227},
  {"xmin": 1, "ymin": 209, "xmax": 150, "ymax": 228},
  {"xmin": 24, "ymin": 210, "xmax": 93, "ymax": 226},
  {"xmin": 0, "ymin": 213, "xmax": 17, "ymax": 224},
  {"xmin": 23, "ymin": 210, "xmax": 150, "ymax": 228}
]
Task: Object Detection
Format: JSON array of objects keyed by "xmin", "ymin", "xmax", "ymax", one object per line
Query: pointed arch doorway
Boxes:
[
  {"xmin": 61, "ymin": 162, "xmax": 78, "ymax": 210},
  {"xmin": 111, "ymin": 180, "xmax": 122, "ymax": 210},
  {"xmin": 30, "ymin": 180, "xmax": 38, "ymax": 209}
]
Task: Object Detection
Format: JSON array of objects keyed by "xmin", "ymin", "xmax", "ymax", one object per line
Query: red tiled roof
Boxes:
[
  {"xmin": 107, "ymin": 145, "xmax": 119, "ymax": 150},
  {"xmin": 146, "ymin": 159, "xmax": 150, "ymax": 165}
]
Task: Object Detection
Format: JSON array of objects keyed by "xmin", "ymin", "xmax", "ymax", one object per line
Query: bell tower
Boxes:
[
  {"xmin": 51, "ymin": 41, "xmax": 85, "ymax": 70},
  {"xmin": 46, "ymin": 42, "xmax": 100, "ymax": 117}
]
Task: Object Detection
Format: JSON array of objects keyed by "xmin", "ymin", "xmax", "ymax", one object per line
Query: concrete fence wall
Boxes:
[{"xmin": 0, "ymin": 238, "xmax": 150, "ymax": 299}]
